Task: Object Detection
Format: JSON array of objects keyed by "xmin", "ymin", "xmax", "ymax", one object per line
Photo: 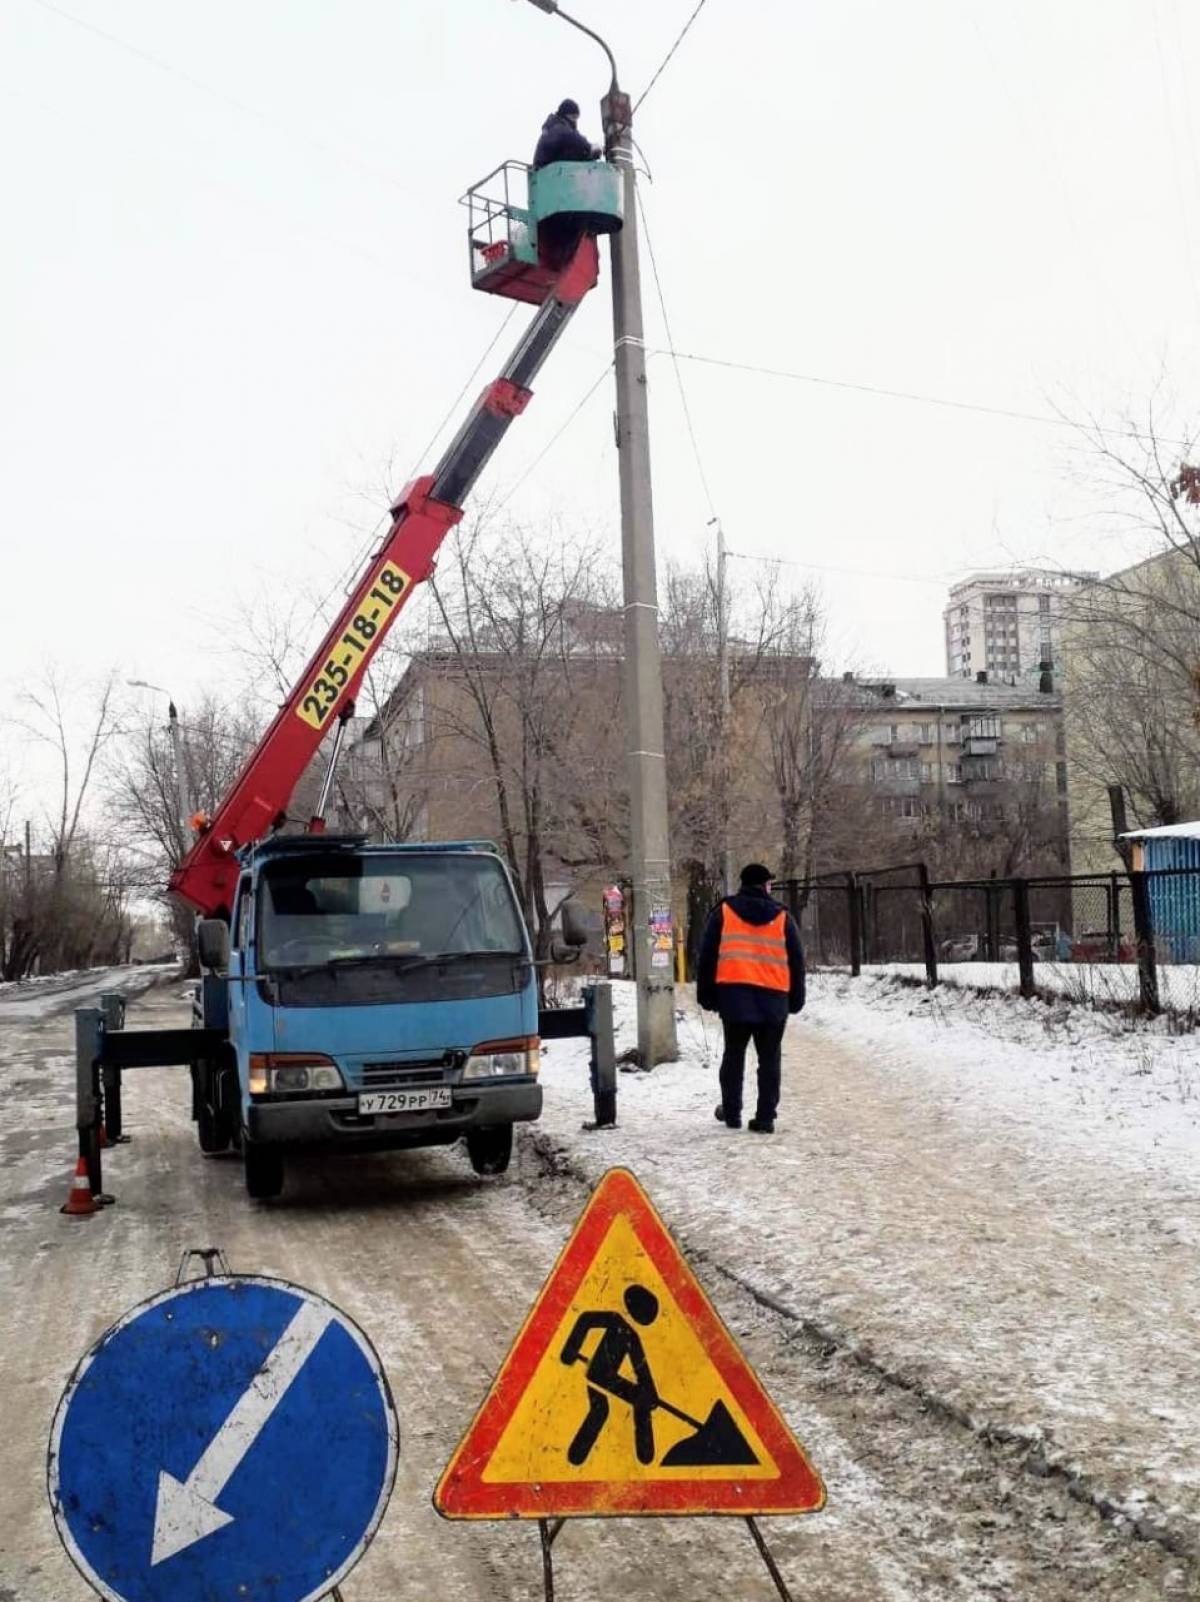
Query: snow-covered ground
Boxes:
[
  {"xmin": 872, "ymin": 959, "xmax": 1200, "ymax": 1014},
  {"xmin": 538, "ymin": 976, "xmax": 1200, "ymax": 1556}
]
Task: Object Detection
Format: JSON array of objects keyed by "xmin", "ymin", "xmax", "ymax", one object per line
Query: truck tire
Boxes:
[
  {"xmin": 243, "ymin": 1139, "xmax": 284, "ymax": 1200},
  {"xmin": 466, "ymin": 1124, "xmax": 513, "ymax": 1176}
]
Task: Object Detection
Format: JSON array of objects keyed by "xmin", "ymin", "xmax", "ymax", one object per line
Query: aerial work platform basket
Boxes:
[{"xmin": 462, "ymin": 160, "xmax": 623, "ymax": 304}]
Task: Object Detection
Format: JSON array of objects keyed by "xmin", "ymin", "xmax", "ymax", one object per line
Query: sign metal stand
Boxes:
[
  {"xmin": 535, "ymin": 1512, "xmax": 794, "ymax": 1602},
  {"xmin": 436, "ymin": 1169, "xmax": 823, "ymax": 1602}
]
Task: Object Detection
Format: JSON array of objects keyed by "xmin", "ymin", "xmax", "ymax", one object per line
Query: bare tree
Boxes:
[
  {"xmin": 661, "ymin": 558, "xmax": 868, "ymax": 892},
  {"xmin": 109, "ymin": 693, "xmax": 264, "ymax": 960},
  {"xmin": 425, "ymin": 516, "xmax": 624, "ymax": 964},
  {"xmin": 3, "ymin": 672, "xmax": 123, "ymax": 974},
  {"xmin": 1060, "ymin": 403, "xmax": 1200, "ymax": 831}
]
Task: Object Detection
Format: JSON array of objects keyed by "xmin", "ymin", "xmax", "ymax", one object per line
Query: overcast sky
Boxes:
[{"xmin": 3, "ymin": 0, "xmax": 1199, "ymax": 809}]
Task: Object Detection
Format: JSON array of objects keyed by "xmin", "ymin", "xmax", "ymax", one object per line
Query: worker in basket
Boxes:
[{"xmin": 533, "ymin": 97, "xmax": 601, "ymax": 270}]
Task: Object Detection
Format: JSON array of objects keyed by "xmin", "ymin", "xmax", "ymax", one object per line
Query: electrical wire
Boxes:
[
  {"xmin": 637, "ymin": 189, "xmax": 717, "ymax": 520},
  {"xmin": 637, "ymin": 344, "xmax": 1194, "ymax": 447},
  {"xmin": 23, "ymin": 0, "xmax": 416, "ymax": 199},
  {"xmin": 725, "ymin": 547, "xmax": 954, "ymax": 589},
  {"xmin": 496, "ymin": 361, "xmax": 614, "ymax": 510},
  {"xmin": 296, "ymin": 303, "xmax": 525, "ymax": 649},
  {"xmin": 633, "ymin": 0, "xmax": 712, "ymax": 114},
  {"xmin": 399, "ymin": 304, "xmax": 521, "ymax": 493}
]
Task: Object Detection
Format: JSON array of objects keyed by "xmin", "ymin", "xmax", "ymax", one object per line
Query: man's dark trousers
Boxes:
[{"xmin": 718, "ymin": 1018, "xmax": 785, "ymax": 1124}]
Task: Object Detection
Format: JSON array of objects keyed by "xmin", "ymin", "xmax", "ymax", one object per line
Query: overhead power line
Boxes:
[
  {"xmin": 634, "ymin": 0, "xmax": 712, "ymax": 113},
  {"xmin": 637, "ymin": 344, "xmax": 1196, "ymax": 447},
  {"xmin": 498, "ymin": 361, "xmax": 614, "ymax": 510},
  {"xmin": 24, "ymin": 0, "xmax": 414, "ymax": 198},
  {"xmin": 636, "ymin": 191, "xmax": 717, "ymax": 519}
]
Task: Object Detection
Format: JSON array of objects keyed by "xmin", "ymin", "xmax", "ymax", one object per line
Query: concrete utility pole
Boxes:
[
  {"xmin": 713, "ymin": 518, "xmax": 733, "ymax": 895},
  {"xmin": 167, "ymin": 702, "xmax": 195, "ymax": 840},
  {"xmin": 523, "ymin": 0, "xmax": 677, "ymax": 1062},
  {"xmin": 601, "ymin": 86, "xmax": 678, "ymax": 1064}
]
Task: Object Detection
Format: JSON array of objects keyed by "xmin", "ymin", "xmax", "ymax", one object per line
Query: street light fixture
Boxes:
[
  {"xmin": 519, "ymin": 1, "xmax": 677, "ymax": 1063},
  {"xmin": 126, "ymin": 681, "xmax": 194, "ymax": 836}
]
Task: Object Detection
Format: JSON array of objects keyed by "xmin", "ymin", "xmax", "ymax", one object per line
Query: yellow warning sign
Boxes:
[{"xmin": 435, "ymin": 1168, "xmax": 825, "ymax": 1519}]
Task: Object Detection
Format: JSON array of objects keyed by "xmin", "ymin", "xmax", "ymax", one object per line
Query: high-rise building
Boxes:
[{"xmin": 943, "ymin": 569, "xmax": 1097, "ymax": 683}]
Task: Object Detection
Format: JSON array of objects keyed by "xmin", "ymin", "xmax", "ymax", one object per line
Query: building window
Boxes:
[
  {"xmin": 874, "ymin": 757, "xmax": 921, "ymax": 782},
  {"xmin": 967, "ymin": 716, "xmax": 1000, "ymax": 739},
  {"xmin": 1020, "ymin": 723, "xmax": 1037, "ymax": 743},
  {"xmin": 882, "ymin": 796, "xmax": 921, "ymax": 820},
  {"xmin": 1039, "ymin": 595, "xmax": 1051, "ymax": 613}
]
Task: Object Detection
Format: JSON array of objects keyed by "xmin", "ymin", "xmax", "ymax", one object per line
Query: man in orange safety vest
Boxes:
[{"xmin": 696, "ymin": 863, "xmax": 805, "ymax": 1134}]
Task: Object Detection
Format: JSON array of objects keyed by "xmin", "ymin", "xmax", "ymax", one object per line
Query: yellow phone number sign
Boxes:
[{"xmin": 296, "ymin": 560, "xmax": 412, "ymax": 730}]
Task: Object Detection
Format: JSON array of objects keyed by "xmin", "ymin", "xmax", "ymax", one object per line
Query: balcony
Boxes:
[{"xmin": 962, "ymin": 736, "xmax": 998, "ymax": 756}]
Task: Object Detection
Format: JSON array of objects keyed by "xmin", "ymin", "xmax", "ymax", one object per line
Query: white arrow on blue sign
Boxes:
[{"xmin": 48, "ymin": 1275, "xmax": 398, "ymax": 1602}]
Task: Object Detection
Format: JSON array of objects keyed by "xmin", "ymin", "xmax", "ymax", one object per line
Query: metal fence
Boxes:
[{"xmin": 777, "ymin": 864, "xmax": 1200, "ymax": 1015}]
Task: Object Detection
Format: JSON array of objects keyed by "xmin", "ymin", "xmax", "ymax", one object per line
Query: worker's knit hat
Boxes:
[{"xmin": 739, "ymin": 863, "xmax": 774, "ymax": 888}]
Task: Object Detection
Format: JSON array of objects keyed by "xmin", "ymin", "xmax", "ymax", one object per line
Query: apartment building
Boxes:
[
  {"xmin": 943, "ymin": 569, "xmax": 1096, "ymax": 684},
  {"xmin": 857, "ymin": 676, "xmax": 1067, "ymax": 863}
]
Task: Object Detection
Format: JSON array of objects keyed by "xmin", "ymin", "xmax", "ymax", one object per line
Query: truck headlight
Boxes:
[
  {"xmin": 249, "ymin": 1054, "xmax": 344, "ymax": 1095},
  {"xmin": 462, "ymin": 1037, "xmax": 540, "ymax": 1080}
]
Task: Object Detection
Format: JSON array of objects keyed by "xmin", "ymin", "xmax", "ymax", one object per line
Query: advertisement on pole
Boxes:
[{"xmin": 650, "ymin": 903, "xmax": 673, "ymax": 970}]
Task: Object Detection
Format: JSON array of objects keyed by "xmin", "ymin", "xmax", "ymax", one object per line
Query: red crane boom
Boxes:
[{"xmin": 170, "ymin": 237, "xmax": 600, "ymax": 919}]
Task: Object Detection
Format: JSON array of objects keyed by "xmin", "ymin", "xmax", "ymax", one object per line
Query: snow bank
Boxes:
[{"xmin": 872, "ymin": 959, "xmax": 1200, "ymax": 1014}]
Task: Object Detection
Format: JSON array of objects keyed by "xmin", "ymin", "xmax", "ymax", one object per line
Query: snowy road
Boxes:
[{"xmin": 0, "ymin": 975, "xmax": 1194, "ymax": 1600}]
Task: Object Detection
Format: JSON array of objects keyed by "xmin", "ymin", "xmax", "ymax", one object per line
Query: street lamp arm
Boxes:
[{"xmin": 524, "ymin": 0, "xmax": 618, "ymax": 94}]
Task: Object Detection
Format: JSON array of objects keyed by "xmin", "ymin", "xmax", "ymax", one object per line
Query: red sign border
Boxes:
[{"xmin": 434, "ymin": 1167, "xmax": 826, "ymax": 1519}]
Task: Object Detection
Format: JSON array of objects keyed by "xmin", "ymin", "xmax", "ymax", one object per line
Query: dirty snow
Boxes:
[
  {"xmin": 7, "ymin": 980, "xmax": 1183, "ymax": 1599},
  {"xmin": 538, "ymin": 976, "xmax": 1200, "ymax": 1558},
  {"xmin": 0, "ymin": 964, "xmax": 177, "ymax": 1023}
]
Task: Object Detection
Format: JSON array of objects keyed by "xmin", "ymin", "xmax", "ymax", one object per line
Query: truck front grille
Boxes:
[{"xmin": 360, "ymin": 1055, "xmax": 462, "ymax": 1090}]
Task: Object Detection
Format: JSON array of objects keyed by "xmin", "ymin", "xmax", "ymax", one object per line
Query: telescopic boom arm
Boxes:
[{"xmin": 170, "ymin": 237, "xmax": 600, "ymax": 919}]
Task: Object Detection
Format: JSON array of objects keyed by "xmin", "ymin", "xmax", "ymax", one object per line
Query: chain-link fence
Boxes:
[{"xmin": 775, "ymin": 864, "xmax": 1200, "ymax": 1016}]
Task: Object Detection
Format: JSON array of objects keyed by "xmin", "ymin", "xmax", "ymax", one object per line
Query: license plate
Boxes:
[{"xmin": 358, "ymin": 1087, "xmax": 452, "ymax": 1115}]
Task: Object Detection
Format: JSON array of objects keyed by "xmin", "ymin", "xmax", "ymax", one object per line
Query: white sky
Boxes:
[{"xmin": 3, "ymin": 0, "xmax": 1199, "ymax": 811}]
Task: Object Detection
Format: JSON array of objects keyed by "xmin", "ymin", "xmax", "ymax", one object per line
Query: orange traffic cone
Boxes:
[{"xmin": 60, "ymin": 1156, "xmax": 98, "ymax": 1218}]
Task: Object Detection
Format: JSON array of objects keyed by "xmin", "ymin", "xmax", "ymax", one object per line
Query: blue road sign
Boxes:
[{"xmin": 48, "ymin": 1275, "xmax": 397, "ymax": 1602}]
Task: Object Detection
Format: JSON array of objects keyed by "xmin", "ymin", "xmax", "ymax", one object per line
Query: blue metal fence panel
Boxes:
[{"xmin": 1144, "ymin": 839, "xmax": 1200, "ymax": 962}]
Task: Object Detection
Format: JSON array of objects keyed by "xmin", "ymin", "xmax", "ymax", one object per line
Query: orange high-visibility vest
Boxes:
[{"xmin": 715, "ymin": 904, "xmax": 790, "ymax": 991}]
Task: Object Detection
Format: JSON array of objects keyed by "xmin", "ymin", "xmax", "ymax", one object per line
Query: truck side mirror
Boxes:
[
  {"xmin": 197, "ymin": 918, "xmax": 230, "ymax": 973},
  {"xmin": 558, "ymin": 899, "xmax": 589, "ymax": 950}
]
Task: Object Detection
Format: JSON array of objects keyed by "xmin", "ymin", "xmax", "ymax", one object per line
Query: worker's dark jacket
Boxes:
[
  {"xmin": 696, "ymin": 888, "xmax": 806, "ymax": 1026},
  {"xmin": 533, "ymin": 113, "xmax": 596, "ymax": 169}
]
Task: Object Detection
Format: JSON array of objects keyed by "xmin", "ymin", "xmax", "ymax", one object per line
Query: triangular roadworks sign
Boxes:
[{"xmin": 435, "ymin": 1167, "xmax": 825, "ymax": 1519}]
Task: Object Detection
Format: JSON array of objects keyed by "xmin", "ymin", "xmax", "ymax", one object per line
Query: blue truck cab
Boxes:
[{"xmin": 192, "ymin": 835, "xmax": 552, "ymax": 1199}]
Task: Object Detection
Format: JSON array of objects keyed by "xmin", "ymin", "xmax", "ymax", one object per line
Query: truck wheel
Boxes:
[
  {"xmin": 243, "ymin": 1139, "xmax": 284, "ymax": 1200},
  {"xmin": 466, "ymin": 1124, "xmax": 513, "ymax": 1176}
]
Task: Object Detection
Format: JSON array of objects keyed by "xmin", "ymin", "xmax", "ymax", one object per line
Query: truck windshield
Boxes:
[{"xmin": 259, "ymin": 852, "xmax": 525, "ymax": 972}]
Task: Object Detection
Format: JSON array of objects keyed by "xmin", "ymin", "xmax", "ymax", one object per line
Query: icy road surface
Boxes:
[{"xmin": 0, "ymin": 973, "xmax": 1194, "ymax": 1600}]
